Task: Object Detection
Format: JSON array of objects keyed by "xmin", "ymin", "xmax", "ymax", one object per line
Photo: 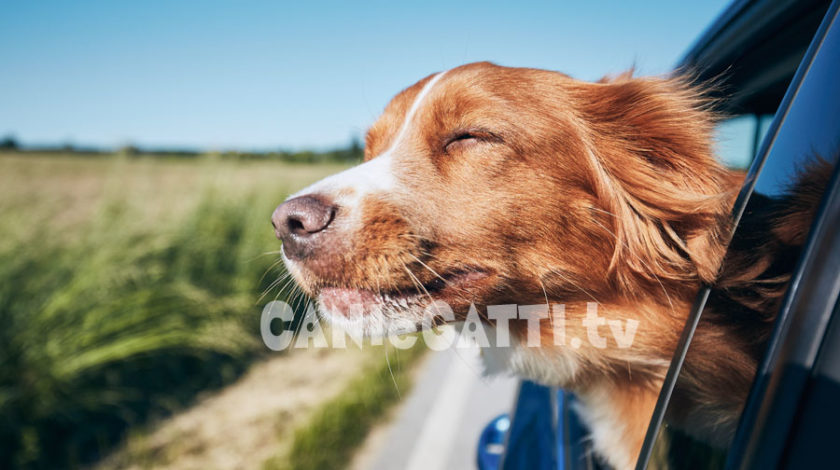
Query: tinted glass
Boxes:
[
  {"xmin": 715, "ymin": 114, "xmax": 773, "ymax": 170},
  {"xmin": 648, "ymin": 6, "xmax": 840, "ymax": 469}
]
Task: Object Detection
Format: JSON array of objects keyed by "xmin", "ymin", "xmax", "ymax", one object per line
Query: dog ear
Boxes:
[{"xmin": 573, "ymin": 74, "xmax": 741, "ymax": 292}]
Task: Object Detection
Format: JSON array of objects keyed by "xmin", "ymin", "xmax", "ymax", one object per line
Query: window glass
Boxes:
[
  {"xmin": 715, "ymin": 115, "xmax": 756, "ymax": 169},
  {"xmin": 714, "ymin": 114, "xmax": 774, "ymax": 170},
  {"xmin": 648, "ymin": 6, "xmax": 840, "ymax": 469}
]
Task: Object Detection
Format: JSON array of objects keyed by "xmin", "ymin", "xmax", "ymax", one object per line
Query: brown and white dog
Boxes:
[{"xmin": 271, "ymin": 62, "xmax": 821, "ymax": 469}]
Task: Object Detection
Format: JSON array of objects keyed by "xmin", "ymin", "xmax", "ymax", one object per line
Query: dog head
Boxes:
[{"xmin": 272, "ymin": 62, "xmax": 736, "ymax": 336}]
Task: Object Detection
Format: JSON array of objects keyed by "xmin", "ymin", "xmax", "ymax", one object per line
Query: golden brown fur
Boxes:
[
  {"xmin": 277, "ymin": 62, "xmax": 828, "ymax": 469},
  {"xmin": 669, "ymin": 157, "xmax": 832, "ymax": 447}
]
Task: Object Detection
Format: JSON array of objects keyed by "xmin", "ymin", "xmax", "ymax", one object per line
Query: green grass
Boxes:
[
  {"xmin": 263, "ymin": 342, "xmax": 426, "ymax": 470},
  {"xmin": 0, "ymin": 152, "xmax": 349, "ymax": 469}
]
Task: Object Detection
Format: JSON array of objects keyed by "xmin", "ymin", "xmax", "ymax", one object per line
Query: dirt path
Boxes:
[{"xmin": 96, "ymin": 346, "xmax": 372, "ymax": 470}]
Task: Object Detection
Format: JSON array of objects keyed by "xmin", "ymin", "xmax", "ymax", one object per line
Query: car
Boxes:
[{"xmin": 477, "ymin": 0, "xmax": 840, "ymax": 468}]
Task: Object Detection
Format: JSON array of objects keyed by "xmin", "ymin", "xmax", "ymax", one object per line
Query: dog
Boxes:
[{"xmin": 271, "ymin": 62, "xmax": 824, "ymax": 469}]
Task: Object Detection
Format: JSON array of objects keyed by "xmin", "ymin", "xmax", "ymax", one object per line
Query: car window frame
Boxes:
[{"xmin": 635, "ymin": 2, "xmax": 840, "ymax": 468}]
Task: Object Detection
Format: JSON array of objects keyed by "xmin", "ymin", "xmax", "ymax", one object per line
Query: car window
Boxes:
[
  {"xmin": 644, "ymin": 4, "xmax": 840, "ymax": 469},
  {"xmin": 715, "ymin": 114, "xmax": 773, "ymax": 170}
]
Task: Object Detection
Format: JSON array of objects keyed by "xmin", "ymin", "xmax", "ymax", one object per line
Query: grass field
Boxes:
[{"xmin": 0, "ymin": 152, "xmax": 355, "ymax": 468}]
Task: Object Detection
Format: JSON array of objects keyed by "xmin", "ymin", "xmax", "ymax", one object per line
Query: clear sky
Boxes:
[{"xmin": 0, "ymin": 0, "xmax": 731, "ymax": 151}]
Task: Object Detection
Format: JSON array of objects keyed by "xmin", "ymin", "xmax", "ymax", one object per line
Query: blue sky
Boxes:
[{"xmin": 0, "ymin": 0, "xmax": 731, "ymax": 151}]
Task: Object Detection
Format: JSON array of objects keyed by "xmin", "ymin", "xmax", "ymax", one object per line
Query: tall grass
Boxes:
[{"xmin": 0, "ymin": 154, "xmax": 344, "ymax": 469}]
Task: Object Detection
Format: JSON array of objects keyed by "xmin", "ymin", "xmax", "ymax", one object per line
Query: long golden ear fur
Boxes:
[{"xmin": 572, "ymin": 73, "xmax": 742, "ymax": 296}]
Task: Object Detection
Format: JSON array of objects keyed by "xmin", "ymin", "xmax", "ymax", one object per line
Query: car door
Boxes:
[{"xmin": 637, "ymin": 1, "xmax": 840, "ymax": 469}]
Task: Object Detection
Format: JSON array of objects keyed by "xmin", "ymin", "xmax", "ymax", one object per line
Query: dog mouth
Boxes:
[{"xmin": 317, "ymin": 268, "xmax": 494, "ymax": 319}]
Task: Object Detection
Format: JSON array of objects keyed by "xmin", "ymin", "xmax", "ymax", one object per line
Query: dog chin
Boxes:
[{"xmin": 315, "ymin": 287, "xmax": 431, "ymax": 337}]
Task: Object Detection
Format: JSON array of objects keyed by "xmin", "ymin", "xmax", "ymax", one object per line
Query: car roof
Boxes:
[{"xmin": 678, "ymin": 0, "xmax": 830, "ymax": 115}]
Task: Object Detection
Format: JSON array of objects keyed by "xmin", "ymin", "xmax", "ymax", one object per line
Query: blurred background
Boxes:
[{"xmin": 0, "ymin": 1, "xmax": 732, "ymax": 469}]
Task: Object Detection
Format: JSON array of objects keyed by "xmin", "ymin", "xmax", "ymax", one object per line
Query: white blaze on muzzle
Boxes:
[{"xmin": 288, "ymin": 69, "xmax": 450, "ymax": 210}]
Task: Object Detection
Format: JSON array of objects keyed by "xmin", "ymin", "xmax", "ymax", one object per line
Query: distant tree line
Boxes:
[
  {"xmin": 0, "ymin": 135, "xmax": 364, "ymax": 164},
  {"xmin": 0, "ymin": 136, "xmax": 19, "ymax": 150}
]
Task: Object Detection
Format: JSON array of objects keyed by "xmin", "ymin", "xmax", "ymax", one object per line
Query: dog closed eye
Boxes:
[{"xmin": 442, "ymin": 129, "xmax": 502, "ymax": 154}]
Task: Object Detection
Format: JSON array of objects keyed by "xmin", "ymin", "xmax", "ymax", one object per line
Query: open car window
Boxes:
[
  {"xmin": 639, "ymin": 2, "xmax": 840, "ymax": 469},
  {"xmin": 715, "ymin": 114, "xmax": 774, "ymax": 170}
]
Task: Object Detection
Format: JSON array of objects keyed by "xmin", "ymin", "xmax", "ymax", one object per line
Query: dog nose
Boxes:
[{"xmin": 272, "ymin": 196, "xmax": 337, "ymax": 258}]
